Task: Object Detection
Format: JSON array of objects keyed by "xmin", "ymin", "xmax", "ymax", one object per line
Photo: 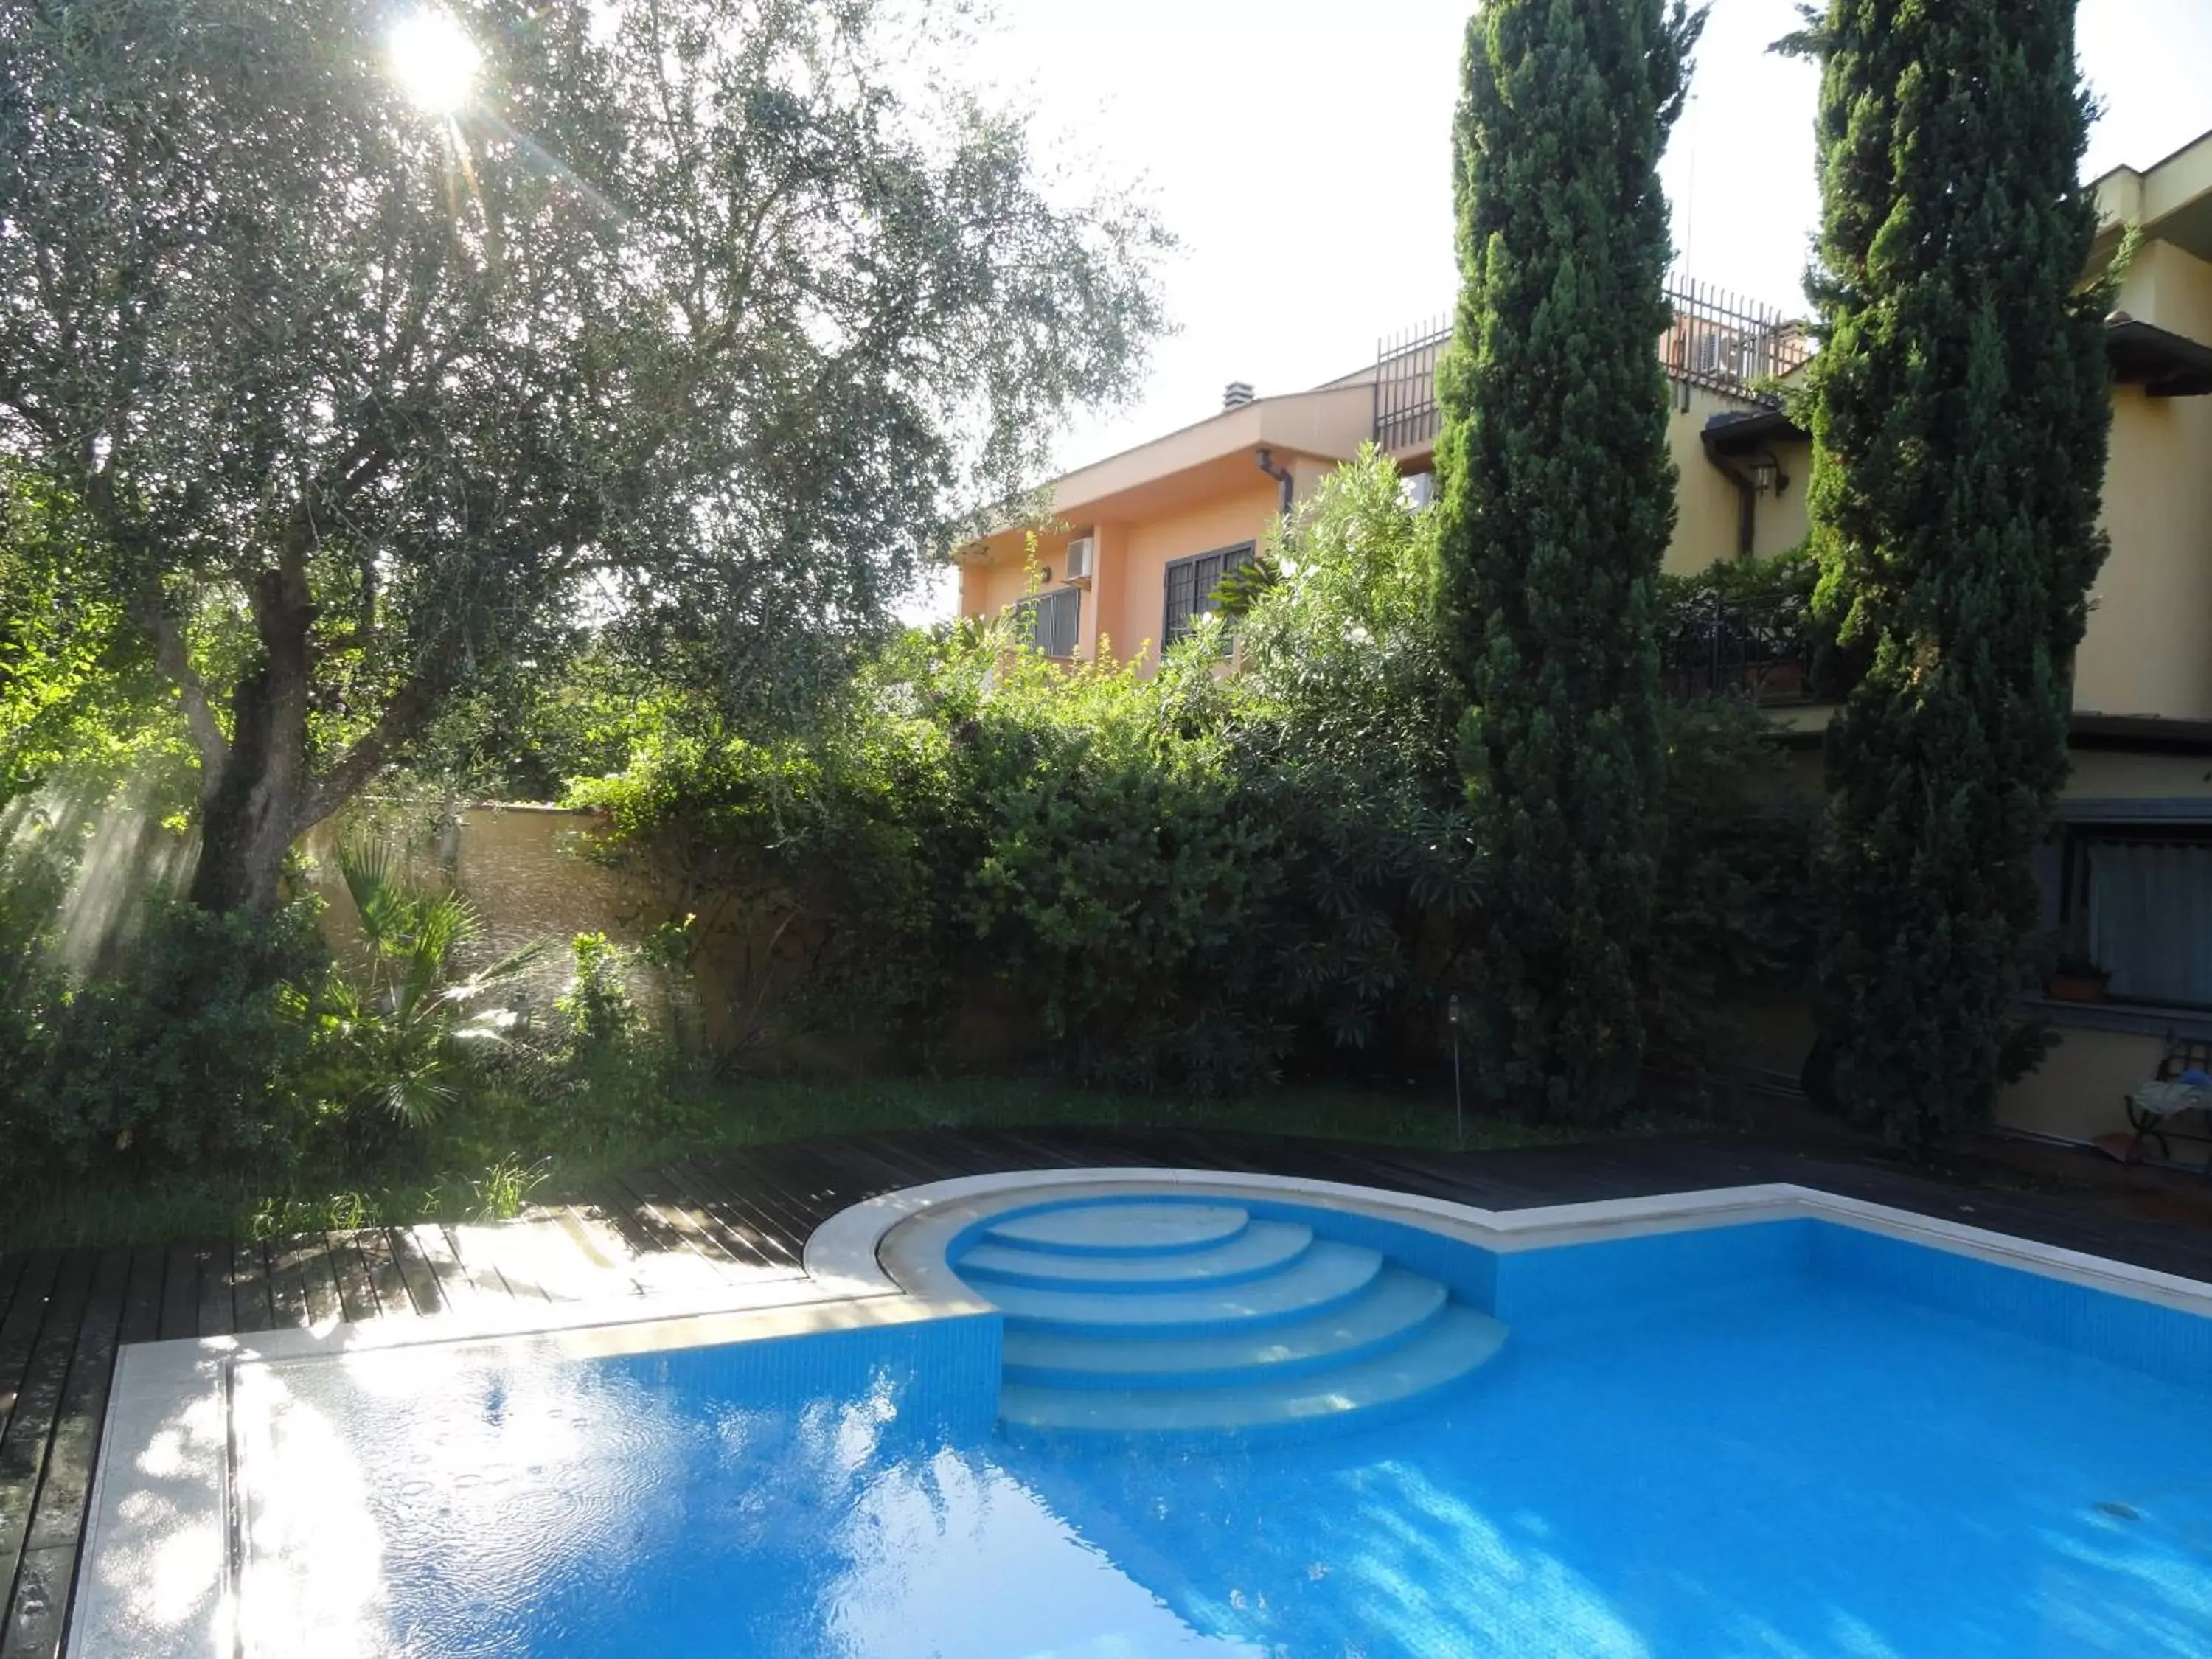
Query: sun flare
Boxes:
[{"xmin": 389, "ymin": 10, "xmax": 480, "ymax": 116}]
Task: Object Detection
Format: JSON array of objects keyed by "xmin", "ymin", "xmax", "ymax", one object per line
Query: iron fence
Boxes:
[
  {"xmin": 1371, "ymin": 315, "xmax": 1452, "ymax": 453},
  {"xmin": 1660, "ymin": 276, "xmax": 1815, "ymax": 403},
  {"xmin": 1369, "ymin": 279, "xmax": 1812, "ymax": 451},
  {"xmin": 1657, "ymin": 590, "xmax": 1816, "ymax": 705}
]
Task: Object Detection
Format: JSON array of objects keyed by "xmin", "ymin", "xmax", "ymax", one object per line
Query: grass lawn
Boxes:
[{"xmin": 0, "ymin": 1071, "xmax": 1715, "ymax": 1253}]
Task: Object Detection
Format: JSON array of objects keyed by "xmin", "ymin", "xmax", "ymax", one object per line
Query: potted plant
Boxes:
[{"xmin": 2045, "ymin": 953, "xmax": 2111, "ymax": 1004}]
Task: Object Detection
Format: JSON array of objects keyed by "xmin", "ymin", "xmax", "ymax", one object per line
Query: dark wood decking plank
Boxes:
[
  {"xmin": 7, "ymin": 1249, "xmax": 132, "ymax": 1658},
  {"xmin": 383, "ymin": 1229, "xmax": 446, "ymax": 1318},
  {"xmin": 0, "ymin": 1251, "xmax": 94, "ymax": 1624},
  {"xmin": 349, "ymin": 1230, "xmax": 417, "ymax": 1321},
  {"xmin": 574, "ymin": 1183, "xmax": 681, "ymax": 1284},
  {"xmin": 229, "ymin": 1239, "xmax": 274, "ymax": 1335},
  {"xmin": 0, "ymin": 1256, "xmax": 60, "ymax": 1436},
  {"xmin": 324, "ymin": 1234, "xmax": 382, "ymax": 1326},
  {"xmin": 553, "ymin": 1189, "xmax": 632, "ymax": 1256},
  {"xmin": 1, "ymin": 1543, "xmax": 74, "ymax": 1659},
  {"xmin": 0, "ymin": 1265, "xmax": 24, "ymax": 1341},
  {"xmin": 443, "ymin": 1223, "xmax": 538, "ymax": 1304},
  {"xmin": 740, "ymin": 1141, "xmax": 897, "ymax": 1230},
  {"xmin": 613, "ymin": 1172, "xmax": 761, "ymax": 1281},
  {"xmin": 815, "ymin": 1135, "xmax": 950, "ymax": 1195},
  {"xmin": 115, "ymin": 1248, "xmax": 165, "ymax": 1348},
  {"xmin": 461, "ymin": 1220, "xmax": 552, "ymax": 1303},
  {"xmin": 263, "ymin": 1237, "xmax": 311, "ymax": 1332},
  {"xmin": 684, "ymin": 1152, "xmax": 821, "ymax": 1256},
  {"xmin": 189, "ymin": 1244, "xmax": 233, "ymax": 1340},
  {"xmin": 294, "ymin": 1237, "xmax": 344, "ymax": 1328},
  {"xmin": 662, "ymin": 1161, "xmax": 804, "ymax": 1270},
  {"xmin": 154, "ymin": 1245, "xmax": 197, "ymax": 1343},
  {"xmin": 403, "ymin": 1225, "xmax": 480, "ymax": 1312}
]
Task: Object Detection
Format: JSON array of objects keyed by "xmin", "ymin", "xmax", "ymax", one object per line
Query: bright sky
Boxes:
[{"xmin": 973, "ymin": 0, "xmax": 2212, "ymax": 477}]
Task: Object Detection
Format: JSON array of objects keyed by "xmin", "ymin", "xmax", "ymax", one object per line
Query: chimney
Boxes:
[{"xmin": 1222, "ymin": 381, "xmax": 1254, "ymax": 411}]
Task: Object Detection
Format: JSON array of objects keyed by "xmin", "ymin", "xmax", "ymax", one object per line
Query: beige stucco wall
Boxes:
[
  {"xmin": 2062, "ymin": 748, "xmax": 2212, "ymax": 799},
  {"xmin": 1665, "ymin": 387, "xmax": 1756, "ymax": 573},
  {"xmin": 1661, "ymin": 389, "xmax": 1813, "ymax": 575},
  {"xmin": 2112, "ymin": 236, "xmax": 2212, "ymax": 344},
  {"xmin": 1997, "ymin": 1023, "xmax": 2171, "ymax": 1147},
  {"xmin": 2074, "ymin": 383, "xmax": 2212, "ymax": 720},
  {"xmin": 307, "ymin": 805, "xmax": 654, "ymax": 1014},
  {"xmin": 1753, "ymin": 436, "xmax": 1813, "ymax": 557}
]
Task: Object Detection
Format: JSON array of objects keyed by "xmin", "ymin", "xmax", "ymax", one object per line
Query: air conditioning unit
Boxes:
[{"xmin": 1063, "ymin": 534, "xmax": 1096, "ymax": 588}]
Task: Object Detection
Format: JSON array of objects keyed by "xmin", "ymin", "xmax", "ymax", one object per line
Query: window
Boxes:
[
  {"xmin": 2056, "ymin": 827, "xmax": 2212, "ymax": 1008},
  {"xmin": 1162, "ymin": 542, "xmax": 1254, "ymax": 650},
  {"xmin": 1014, "ymin": 587, "xmax": 1080, "ymax": 658}
]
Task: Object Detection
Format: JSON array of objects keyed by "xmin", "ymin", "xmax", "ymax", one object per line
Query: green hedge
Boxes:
[{"xmin": 578, "ymin": 451, "xmax": 1815, "ymax": 1107}]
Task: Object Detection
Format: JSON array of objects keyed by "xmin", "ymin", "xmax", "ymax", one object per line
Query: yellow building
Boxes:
[{"xmin": 960, "ymin": 128, "xmax": 2212, "ymax": 1156}]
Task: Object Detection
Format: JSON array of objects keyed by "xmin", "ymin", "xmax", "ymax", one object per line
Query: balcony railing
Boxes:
[
  {"xmin": 1658, "ymin": 591, "xmax": 1817, "ymax": 706},
  {"xmin": 1659, "ymin": 277, "xmax": 1815, "ymax": 403},
  {"xmin": 1373, "ymin": 315, "xmax": 1452, "ymax": 453},
  {"xmin": 1370, "ymin": 278, "xmax": 1812, "ymax": 452}
]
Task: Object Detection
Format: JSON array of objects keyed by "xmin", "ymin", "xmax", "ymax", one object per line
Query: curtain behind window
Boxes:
[{"xmin": 2087, "ymin": 839, "xmax": 2212, "ymax": 1006}]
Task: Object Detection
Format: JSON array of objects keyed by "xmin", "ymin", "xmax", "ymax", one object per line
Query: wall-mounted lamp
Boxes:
[{"xmin": 1749, "ymin": 453, "xmax": 1789, "ymax": 496}]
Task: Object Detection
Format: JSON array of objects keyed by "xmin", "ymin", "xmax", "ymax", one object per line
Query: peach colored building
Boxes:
[
  {"xmin": 960, "ymin": 129, "xmax": 2212, "ymax": 1156},
  {"xmin": 958, "ymin": 281, "xmax": 1812, "ymax": 673}
]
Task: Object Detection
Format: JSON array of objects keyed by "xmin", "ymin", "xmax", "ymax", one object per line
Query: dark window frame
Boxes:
[{"xmin": 1161, "ymin": 541, "xmax": 1255, "ymax": 651}]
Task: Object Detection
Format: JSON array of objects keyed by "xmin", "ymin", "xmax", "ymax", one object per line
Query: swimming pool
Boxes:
[{"xmin": 77, "ymin": 1178, "xmax": 2212, "ymax": 1658}]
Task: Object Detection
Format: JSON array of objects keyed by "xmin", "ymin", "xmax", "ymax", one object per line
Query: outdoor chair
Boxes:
[{"xmin": 2123, "ymin": 1032, "xmax": 2212, "ymax": 1175}]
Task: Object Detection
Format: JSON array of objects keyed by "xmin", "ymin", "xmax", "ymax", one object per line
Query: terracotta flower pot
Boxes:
[{"xmin": 2045, "ymin": 970, "xmax": 2110, "ymax": 1004}]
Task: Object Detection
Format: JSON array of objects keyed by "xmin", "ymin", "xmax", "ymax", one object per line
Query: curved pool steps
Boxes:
[
  {"xmin": 960, "ymin": 1220, "xmax": 1316, "ymax": 1293},
  {"xmin": 985, "ymin": 1201, "xmax": 1252, "ymax": 1257},
  {"xmin": 1000, "ymin": 1307, "xmax": 1507, "ymax": 1439},
  {"xmin": 1003, "ymin": 1267, "xmax": 1449, "ymax": 1390},
  {"xmin": 980, "ymin": 1239, "xmax": 1383, "ymax": 1335},
  {"xmin": 949, "ymin": 1197, "xmax": 1508, "ymax": 1441}
]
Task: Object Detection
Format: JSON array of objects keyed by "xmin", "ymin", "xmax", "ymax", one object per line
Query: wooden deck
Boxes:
[{"xmin": 5, "ymin": 1124, "xmax": 2211, "ymax": 1655}]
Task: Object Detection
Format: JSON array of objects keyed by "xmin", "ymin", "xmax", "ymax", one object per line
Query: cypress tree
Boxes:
[
  {"xmin": 1433, "ymin": 0, "xmax": 1702, "ymax": 1121},
  {"xmin": 1795, "ymin": 2, "xmax": 2111, "ymax": 1147}
]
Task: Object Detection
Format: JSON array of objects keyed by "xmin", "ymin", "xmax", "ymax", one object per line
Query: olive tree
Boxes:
[{"xmin": 0, "ymin": 0, "xmax": 1162, "ymax": 908}]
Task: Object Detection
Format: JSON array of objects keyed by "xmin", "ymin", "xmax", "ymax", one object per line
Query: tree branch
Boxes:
[
  {"xmin": 148, "ymin": 607, "xmax": 229, "ymax": 778},
  {"xmin": 293, "ymin": 671, "xmax": 442, "ymax": 835}
]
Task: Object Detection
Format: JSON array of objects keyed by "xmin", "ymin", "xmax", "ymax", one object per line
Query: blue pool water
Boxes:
[{"xmin": 239, "ymin": 1211, "xmax": 2212, "ymax": 1658}]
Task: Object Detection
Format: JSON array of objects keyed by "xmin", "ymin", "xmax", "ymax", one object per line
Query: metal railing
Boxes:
[
  {"xmin": 1658, "ymin": 591, "xmax": 1817, "ymax": 705},
  {"xmin": 1660, "ymin": 277, "xmax": 1815, "ymax": 403},
  {"xmin": 1370, "ymin": 279, "xmax": 1812, "ymax": 452},
  {"xmin": 1372, "ymin": 315, "xmax": 1452, "ymax": 453}
]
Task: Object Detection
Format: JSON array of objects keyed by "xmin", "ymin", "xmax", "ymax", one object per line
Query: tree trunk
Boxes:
[
  {"xmin": 187, "ymin": 667, "xmax": 304, "ymax": 911},
  {"xmin": 187, "ymin": 566, "xmax": 316, "ymax": 913}
]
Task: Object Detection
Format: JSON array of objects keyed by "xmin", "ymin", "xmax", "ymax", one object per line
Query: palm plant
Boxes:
[{"xmin": 321, "ymin": 843, "xmax": 547, "ymax": 1130}]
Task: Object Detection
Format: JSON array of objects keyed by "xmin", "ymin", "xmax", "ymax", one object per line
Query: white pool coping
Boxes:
[
  {"xmin": 68, "ymin": 1171, "xmax": 2212, "ymax": 1658},
  {"xmin": 806, "ymin": 1170, "xmax": 2212, "ymax": 1321}
]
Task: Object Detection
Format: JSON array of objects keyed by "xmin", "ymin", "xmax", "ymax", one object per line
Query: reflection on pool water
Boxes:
[{"xmin": 234, "ymin": 1212, "xmax": 2212, "ymax": 1658}]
